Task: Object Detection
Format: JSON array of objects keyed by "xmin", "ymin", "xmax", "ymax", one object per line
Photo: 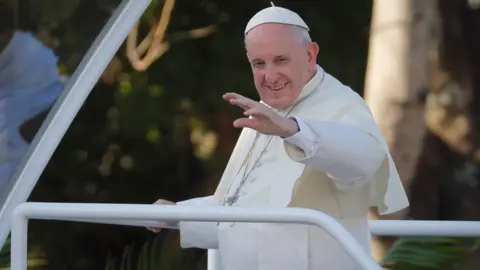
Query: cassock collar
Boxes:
[{"xmin": 261, "ymin": 64, "xmax": 325, "ymax": 115}]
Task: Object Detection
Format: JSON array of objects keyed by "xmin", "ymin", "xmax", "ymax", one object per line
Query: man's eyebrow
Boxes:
[{"xmin": 250, "ymin": 58, "xmax": 264, "ymax": 63}]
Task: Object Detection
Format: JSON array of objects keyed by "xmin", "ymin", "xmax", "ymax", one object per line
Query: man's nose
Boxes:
[{"xmin": 263, "ymin": 65, "xmax": 279, "ymax": 83}]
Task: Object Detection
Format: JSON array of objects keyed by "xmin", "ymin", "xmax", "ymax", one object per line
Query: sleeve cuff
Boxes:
[
  {"xmin": 177, "ymin": 196, "xmax": 219, "ymax": 249},
  {"xmin": 283, "ymin": 117, "xmax": 318, "ymax": 156}
]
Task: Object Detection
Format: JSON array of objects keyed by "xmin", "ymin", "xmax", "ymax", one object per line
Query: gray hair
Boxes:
[
  {"xmin": 291, "ymin": 25, "xmax": 312, "ymax": 46},
  {"xmin": 244, "ymin": 25, "xmax": 312, "ymax": 47}
]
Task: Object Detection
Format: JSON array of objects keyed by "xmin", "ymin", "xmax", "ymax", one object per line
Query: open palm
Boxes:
[{"xmin": 223, "ymin": 92, "xmax": 298, "ymax": 137}]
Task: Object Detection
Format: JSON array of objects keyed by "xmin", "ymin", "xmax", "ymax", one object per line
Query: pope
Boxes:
[{"xmin": 148, "ymin": 4, "xmax": 409, "ymax": 270}]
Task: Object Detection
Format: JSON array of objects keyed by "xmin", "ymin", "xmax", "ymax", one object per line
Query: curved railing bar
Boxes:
[{"xmin": 10, "ymin": 203, "xmax": 381, "ymax": 270}]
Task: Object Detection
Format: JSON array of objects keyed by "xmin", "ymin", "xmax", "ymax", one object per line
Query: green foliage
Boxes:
[
  {"xmin": 381, "ymin": 237, "xmax": 480, "ymax": 270},
  {"xmin": 104, "ymin": 233, "xmax": 205, "ymax": 270},
  {"xmin": 0, "ymin": 236, "xmax": 48, "ymax": 269},
  {"xmin": 27, "ymin": 0, "xmax": 81, "ymax": 26}
]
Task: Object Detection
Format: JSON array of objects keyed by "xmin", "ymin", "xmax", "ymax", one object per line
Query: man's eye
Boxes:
[{"xmin": 253, "ymin": 62, "xmax": 264, "ymax": 67}]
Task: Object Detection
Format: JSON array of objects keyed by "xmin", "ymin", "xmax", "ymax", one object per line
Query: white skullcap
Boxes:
[{"xmin": 245, "ymin": 3, "xmax": 309, "ymax": 35}]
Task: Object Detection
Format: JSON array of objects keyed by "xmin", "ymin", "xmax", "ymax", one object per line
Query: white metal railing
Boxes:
[
  {"xmin": 11, "ymin": 203, "xmax": 480, "ymax": 270},
  {"xmin": 370, "ymin": 219, "xmax": 480, "ymax": 237},
  {"xmin": 10, "ymin": 203, "xmax": 382, "ymax": 270},
  {"xmin": 0, "ymin": 0, "xmax": 152, "ymax": 249},
  {"xmin": 207, "ymin": 219, "xmax": 480, "ymax": 269}
]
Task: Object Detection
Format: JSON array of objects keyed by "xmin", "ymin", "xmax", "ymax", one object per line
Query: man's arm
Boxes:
[
  {"xmin": 282, "ymin": 114, "xmax": 386, "ymax": 192},
  {"xmin": 148, "ymin": 196, "xmax": 219, "ymax": 249},
  {"xmin": 176, "ymin": 196, "xmax": 220, "ymax": 249},
  {"xmin": 221, "ymin": 92, "xmax": 385, "ymax": 191}
]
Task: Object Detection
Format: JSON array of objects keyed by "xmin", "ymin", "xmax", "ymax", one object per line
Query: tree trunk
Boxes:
[
  {"xmin": 410, "ymin": 0, "xmax": 480, "ymax": 268},
  {"xmin": 363, "ymin": 0, "xmax": 430, "ymax": 261}
]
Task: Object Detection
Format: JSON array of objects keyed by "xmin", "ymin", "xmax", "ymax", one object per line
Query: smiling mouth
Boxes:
[{"xmin": 266, "ymin": 82, "xmax": 288, "ymax": 91}]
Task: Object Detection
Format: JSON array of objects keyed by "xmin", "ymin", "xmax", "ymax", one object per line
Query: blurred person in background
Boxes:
[{"xmin": 0, "ymin": 30, "xmax": 62, "ymax": 192}]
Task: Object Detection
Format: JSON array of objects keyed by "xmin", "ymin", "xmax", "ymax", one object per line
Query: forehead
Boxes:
[{"xmin": 245, "ymin": 23, "xmax": 296, "ymax": 59}]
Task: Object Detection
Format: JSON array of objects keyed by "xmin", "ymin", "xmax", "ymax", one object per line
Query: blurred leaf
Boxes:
[
  {"xmin": 105, "ymin": 233, "xmax": 205, "ymax": 270},
  {"xmin": 28, "ymin": 0, "xmax": 81, "ymax": 26},
  {"xmin": 0, "ymin": 235, "xmax": 48, "ymax": 269},
  {"xmin": 381, "ymin": 237, "xmax": 480, "ymax": 269}
]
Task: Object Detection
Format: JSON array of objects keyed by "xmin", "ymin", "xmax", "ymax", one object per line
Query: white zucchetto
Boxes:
[{"xmin": 245, "ymin": 3, "xmax": 309, "ymax": 34}]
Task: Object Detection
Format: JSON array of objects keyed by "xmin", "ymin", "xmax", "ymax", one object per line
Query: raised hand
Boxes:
[{"xmin": 223, "ymin": 92, "xmax": 299, "ymax": 137}]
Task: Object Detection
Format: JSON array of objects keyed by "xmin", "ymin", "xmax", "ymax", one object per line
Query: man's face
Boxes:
[{"xmin": 245, "ymin": 23, "xmax": 318, "ymax": 110}]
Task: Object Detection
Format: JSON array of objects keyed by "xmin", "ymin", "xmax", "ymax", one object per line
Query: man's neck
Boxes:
[{"xmin": 306, "ymin": 68, "xmax": 317, "ymax": 84}]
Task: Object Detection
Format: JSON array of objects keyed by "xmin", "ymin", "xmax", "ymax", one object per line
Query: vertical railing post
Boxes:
[
  {"xmin": 10, "ymin": 208, "xmax": 28, "ymax": 270},
  {"xmin": 207, "ymin": 249, "xmax": 222, "ymax": 270}
]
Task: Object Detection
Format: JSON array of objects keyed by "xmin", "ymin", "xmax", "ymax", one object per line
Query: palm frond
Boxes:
[
  {"xmin": 105, "ymin": 232, "xmax": 206, "ymax": 270},
  {"xmin": 0, "ymin": 235, "xmax": 48, "ymax": 269},
  {"xmin": 381, "ymin": 237, "xmax": 480, "ymax": 270}
]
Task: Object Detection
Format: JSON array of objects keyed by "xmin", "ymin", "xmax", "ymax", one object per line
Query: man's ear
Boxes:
[{"xmin": 307, "ymin": 42, "xmax": 319, "ymax": 64}]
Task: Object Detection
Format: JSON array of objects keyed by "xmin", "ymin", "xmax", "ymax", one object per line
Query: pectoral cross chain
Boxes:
[{"xmin": 224, "ymin": 195, "xmax": 238, "ymax": 206}]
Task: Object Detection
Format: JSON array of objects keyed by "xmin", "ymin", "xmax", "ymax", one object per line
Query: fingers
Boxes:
[
  {"xmin": 146, "ymin": 199, "xmax": 175, "ymax": 233},
  {"xmin": 147, "ymin": 227, "xmax": 161, "ymax": 233},
  {"xmin": 223, "ymin": 92, "xmax": 274, "ymax": 132},
  {"xmin": 230, "ymin": 98, "xmax": 258, "ymax": 111},
  {"xmin": 153, "ymin": 199, "xmax": 175, "ymax": 205},
  {"xmin": 233, "ymin": 118, "xmax": 260, "ymax": 130},
  {"xmin": 222, "ymin": 92, "xmax": 245, "ymax": 101},
  {"xmin": 223, "ymin": 92, "xmax": 258, "ymax": 110},
  {"xmin": 243, "ymin": 107, "xmax": 264, "ymax": 117}
]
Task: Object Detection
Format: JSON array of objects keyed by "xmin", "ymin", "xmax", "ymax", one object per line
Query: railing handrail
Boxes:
[
  {"xmin": 10, "ymin": 202, "xmax": 381, "ymax": 270},
  {"xmin": 11, "ymin": 202, "xmax": 480, "ymax": 270},
  {"xmin": 370, "ymin": 220, "xmax": 480, "ymax": 237},
  {"xmin": 36, "ymin": 217, "xmax": 480, "ymax": 238}
]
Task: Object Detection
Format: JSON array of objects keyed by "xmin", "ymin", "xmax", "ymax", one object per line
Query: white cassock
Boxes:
[{"xmin": 175, "ymin": 65, "xmax": 409, "ymax": 269}]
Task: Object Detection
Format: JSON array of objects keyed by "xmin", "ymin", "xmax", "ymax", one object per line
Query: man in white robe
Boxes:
[{"xmin": 148, "ymin": 5, "xmax": 409, "ymax": 270}]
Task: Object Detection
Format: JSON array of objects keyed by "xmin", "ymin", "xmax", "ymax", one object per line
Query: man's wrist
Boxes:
[{"xmin": 281, "ymin": 117, "xmax": 300, "ymax": 137}]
